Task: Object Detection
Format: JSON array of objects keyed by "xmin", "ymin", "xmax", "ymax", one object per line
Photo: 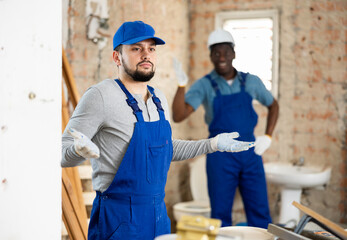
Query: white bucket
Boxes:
[
  {"xmin": 219, "ymin": 226, "xmax": 275, "ymax": 240},
  {"xmin": 154, "ymin": 234, "xmax": 177, "ymax": 240},
  {"xmin": 154, "ymin": 227, "xmax": 275, "ymax": 240}
]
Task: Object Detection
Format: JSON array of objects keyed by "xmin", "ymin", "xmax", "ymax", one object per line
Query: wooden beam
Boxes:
[
  {"xmin": 293, "ymin": 201, "xmax": 347, "ymax": 240},
  {"xmin": 62, "ymin": 170, "xmax": 88, "ymax": 240},
  {"xmin": 62, "ymin": 82, "xmax": 70, "ymax": 129},
  {"xmin": 62, "ymin": 48, "xmax": 80, "ymax": 108}
]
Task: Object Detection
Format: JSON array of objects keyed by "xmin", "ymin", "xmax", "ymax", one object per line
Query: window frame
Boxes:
[{"xmin": 215, "ymin": 9, "xmax": 279, "ymax": 99}]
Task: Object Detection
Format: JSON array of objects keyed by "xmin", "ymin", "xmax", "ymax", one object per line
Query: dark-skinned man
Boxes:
[{"xmin": 172, "ymin": 29, "xmax": 279, "ymax": 228}]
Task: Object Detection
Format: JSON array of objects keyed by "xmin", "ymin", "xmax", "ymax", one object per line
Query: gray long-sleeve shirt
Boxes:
[{"xmin": 62, "ymin": 79, "xmax": 213, "ymax": 192}]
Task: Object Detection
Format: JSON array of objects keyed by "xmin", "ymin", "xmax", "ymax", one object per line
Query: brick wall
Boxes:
[
  {"xmin": 188, "ymin": 0, "xmax": 347, "ymax": 224},
  {"xmin": 64, "ymin": 0, "xmax": 191, "ymax": 230},
  {"xmin": 64, "ymin": 0, "xmax": 346, "ymax": 229}
]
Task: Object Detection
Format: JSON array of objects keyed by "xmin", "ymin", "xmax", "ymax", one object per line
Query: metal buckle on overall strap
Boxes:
[
  {"xmin": 126, "ymin": 98, "xmax": 142, "ymax": 114},
  {"xmin": 151, "ymin": 96, "xmax": 164, "ymax": 112}
]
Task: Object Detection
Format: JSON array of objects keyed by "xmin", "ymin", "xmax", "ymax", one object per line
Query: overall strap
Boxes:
[
  {"xmin": 239, "ymin": 72, "xmax": 249, "ymax": 92},
  {"xmin": 115, "ymin": 79, "xmax": 144, "ymax": 122},
  {"xmin": 206, "ymin": 74, "xmax": 221, "ymax": 96},
  {"xmin": 147, "ymin": 85, "xmax": 166, "ymax": 120}
]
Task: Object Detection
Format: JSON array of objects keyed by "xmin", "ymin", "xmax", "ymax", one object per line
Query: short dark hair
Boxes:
[{"xmin": 114, "ymin": 44, "xmax": 123, "ymax": 53}]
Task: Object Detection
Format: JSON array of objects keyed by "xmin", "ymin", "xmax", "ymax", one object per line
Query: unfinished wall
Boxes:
[
  {"xmin": 188, "ymin": 0, "xmax": 347, "ymax": 224},
  {"xmin": 64, "ymin": 0, "xmax": 190, "ymax": 231},
  {"xmin": 64, "ymin": 0, "xmax": 346, "ymax": 231}
]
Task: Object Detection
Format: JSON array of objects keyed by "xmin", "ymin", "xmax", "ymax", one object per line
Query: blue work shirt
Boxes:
[{"xmin": 185, "ymin": 70, "xmax": 274, "ymax": 125}]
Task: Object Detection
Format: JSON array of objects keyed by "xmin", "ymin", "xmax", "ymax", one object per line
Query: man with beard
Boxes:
[
  {"xmin": 172, "ymin": 29, "xmax": 279, "ymax": 228},
  {"xmin": 61, "ymin": 21, "xmax": 255, "ymax": 240}
]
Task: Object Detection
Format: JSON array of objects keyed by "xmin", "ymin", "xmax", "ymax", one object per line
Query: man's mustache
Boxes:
[{"xmin": 137, "ymin": 60, "xmax": 153, "ymax": 67}]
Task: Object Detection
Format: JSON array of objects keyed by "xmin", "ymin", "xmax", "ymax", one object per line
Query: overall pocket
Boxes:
[
  {"xmin": 146, "ymin": 140, "xmax": 169, "ymax": 184},
  {"xmin": 108, "ymin": 222, "xmax": 138, "ymax": 240},
  {"xmin": 99, "ymin": 197, "xmax": 137, "ymax": 240}
]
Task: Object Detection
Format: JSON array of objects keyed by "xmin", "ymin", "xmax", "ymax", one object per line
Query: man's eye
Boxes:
[
  {"xmin": 150, "ymin": 48, "xmax": 156, "ymax": 52},
  {"xmin": 132, "ymin": 48, "xmax": 140, "ymax": 51}
]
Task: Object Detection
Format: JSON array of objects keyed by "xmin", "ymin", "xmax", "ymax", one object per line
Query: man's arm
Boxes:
[
  {"xmin": 61, "ymin": 87, "xmax": 104, "ymax": 167},
  {"xmin": 172, "ymin": 86, "xmax": 195, "ymax": 122},
  {"xmin": 172, "ymin": 133, "xmax": 255, "ymax": 161},
  {"xmin": 254, "ymin": 98, "xmax": 279, "ymax": 156},
  {"xmin": 265, "ymin": 98, "xmax": 279, "ymax": 136}
]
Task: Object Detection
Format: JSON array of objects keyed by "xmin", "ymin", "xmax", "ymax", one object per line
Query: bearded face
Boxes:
[{"xmin": 122, "ymin": 58, "xmax": 155, "ymax": 82}]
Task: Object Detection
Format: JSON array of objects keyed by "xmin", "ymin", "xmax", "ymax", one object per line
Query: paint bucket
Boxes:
[{"xmin": 219, "ymin": 226, "xmax": 275, "ymax": 240}]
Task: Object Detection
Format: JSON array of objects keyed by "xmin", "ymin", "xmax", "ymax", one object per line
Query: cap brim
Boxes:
[{"xmin": 122, "ymin": 36, "xmax": 165, "ymax": 46}]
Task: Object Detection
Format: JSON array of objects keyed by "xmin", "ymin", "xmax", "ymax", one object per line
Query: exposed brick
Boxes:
[{"xmin": 64, "ymin": 0, "xmax": 347, "ymax": 227}]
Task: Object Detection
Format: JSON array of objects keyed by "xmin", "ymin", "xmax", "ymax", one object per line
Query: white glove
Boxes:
[
  {"xmin": 254, "ymin": 135, "xmax": 272, "ymax": 155},
  {"xmin": 210, "ymin": 132, "xmax": 255, "ymax": 152},
  {"xmin": 173, "ymin": 57, "xmax": 189, "ymax": 87},
  {"xmin": 67, "ymin": 128, "xmax": 100, "ymax": 159}
]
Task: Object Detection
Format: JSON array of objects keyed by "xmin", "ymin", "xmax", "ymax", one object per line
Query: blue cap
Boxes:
[{"xmin": 113, "ymin": 21, "xmax": 165, "ymax": 50}]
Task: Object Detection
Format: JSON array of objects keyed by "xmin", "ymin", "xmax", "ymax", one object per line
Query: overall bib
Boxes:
[
  {"xmin": 88, "ymin": 79, "xmax": 173, "ymax": 240},
  {"xmin": 206, "ymin": 73, "xmax": 272, "ymax": 228}
]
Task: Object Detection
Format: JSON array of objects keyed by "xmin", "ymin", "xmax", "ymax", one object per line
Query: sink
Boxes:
[
  {"xmin": 264, "ymin": 162, "xmax": 332, "ymax": 227},
  {"xmin": 264, "ymin": 162, "xmax": 332, "ymax": 189}
]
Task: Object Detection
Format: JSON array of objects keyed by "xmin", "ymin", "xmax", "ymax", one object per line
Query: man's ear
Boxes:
[{"xmin": 113, "ymin": 51, "xmax": 121, "ymax": 66}]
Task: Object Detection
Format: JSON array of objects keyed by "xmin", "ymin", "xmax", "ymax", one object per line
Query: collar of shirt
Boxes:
[{"xmin": 210, "ymin": 69, "xmax": 240, "ymax": 88}]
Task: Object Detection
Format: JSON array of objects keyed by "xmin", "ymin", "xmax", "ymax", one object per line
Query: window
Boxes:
[{"xmin": 215, "ymin": 10, "xmax": 279, "ymax": 98}]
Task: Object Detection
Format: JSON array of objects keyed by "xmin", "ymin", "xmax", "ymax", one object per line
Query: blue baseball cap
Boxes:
[{"xmin": 113, "ymin": 21, "xmax": 165, "ymax": 50}]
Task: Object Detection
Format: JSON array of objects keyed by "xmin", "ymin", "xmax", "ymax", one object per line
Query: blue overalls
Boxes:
[
  {"xmin": 88, "ymin": 79, "xmax": 173, "ymax": 240},
  {"xmin": 206, "ymin": 73, "xmax": 272, "ymax": 228}
]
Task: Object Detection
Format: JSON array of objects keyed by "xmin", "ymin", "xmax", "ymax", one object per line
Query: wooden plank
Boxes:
[
  {"xmin": 62, "ymin": 175, "xmax": 87, "ymax": 240},
  {"xmin": 62, "ymin": 210, "xmax": 73, "ymax": 239},
  {"xmin": 83, "ymin": 192, "xmax": 96, "ymax": 206},
  {"xmin": 78, "ymin": 165, "xmax": 93, "ymax": 179},
  {"xmin": 292, "ymin": 201, "xmax": 347, "ymax": 240},
  {"xmin": 62, "ymin": 48, "xmax": 80, "ymax": 108},
  {"xmin": 71, "ymin": 167, "xmax": 88, "ymax": 220},
  {"xmin": 62, "ymin": 83, "xmax": 70, "ymax": 129},
  {"xmin": 62, "ymin": 170, "xmax": 88, "ymax": 239},
  {"xmin": 64, "ymin": 167, "xmax": 88, "ymax": 220}
]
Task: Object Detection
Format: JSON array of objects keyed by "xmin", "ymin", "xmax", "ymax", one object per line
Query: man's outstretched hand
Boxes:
[
  {"xmin": 173, "ymin": 57, "xmax": 189, "ymax": 87},
  {"xmin": 210, "ymin": 132, "xmax": 255, "ymax": 152},
  {"xmin": 67, "ymin": 128, "xmax": 100, "ymax": 159}
]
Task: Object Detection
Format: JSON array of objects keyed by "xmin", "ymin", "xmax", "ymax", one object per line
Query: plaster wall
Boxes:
[{"xmin": 0, "ymin": 0, "xmax": 62, "ymax": 239}]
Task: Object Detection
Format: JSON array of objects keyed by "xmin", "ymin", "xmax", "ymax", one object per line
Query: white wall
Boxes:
[{"xmin": 0, "ymin": 0, "xmax": 62, "ymax": 239}]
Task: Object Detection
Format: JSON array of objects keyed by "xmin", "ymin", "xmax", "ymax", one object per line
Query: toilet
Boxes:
[{"xmin": 173, "ymin": 155, "xmax": 211, "ymax": 221}]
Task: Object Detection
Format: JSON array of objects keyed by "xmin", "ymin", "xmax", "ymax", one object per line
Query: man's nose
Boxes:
[
  {"xmin": 218, "ymin": 54, "xmax": 226, "ymax": 61},
  {"xmin": 141, "ymin": 49, "xmax": 151, "ymax": 60}
]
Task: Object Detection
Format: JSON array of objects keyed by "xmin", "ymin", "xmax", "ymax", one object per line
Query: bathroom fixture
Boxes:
[
  {"xmin": 173, "ymin": 155, "xmax": 211, "ymax": 222},
  {"xmin": 264, "ymin": 162, "xmax": 332, "ymax": 228},
  {"xmin": 292, "ymin": 156, "xmax": 305, "ymax": 166}
]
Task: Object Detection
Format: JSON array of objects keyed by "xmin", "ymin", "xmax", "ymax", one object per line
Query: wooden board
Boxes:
[
  {"xmin": 62, "ymin": 170, "xmax": 88, "ymax": 240},
  {"xmin": 292, "ymin": 201, "xmax": 347, "ymax": 240}
]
